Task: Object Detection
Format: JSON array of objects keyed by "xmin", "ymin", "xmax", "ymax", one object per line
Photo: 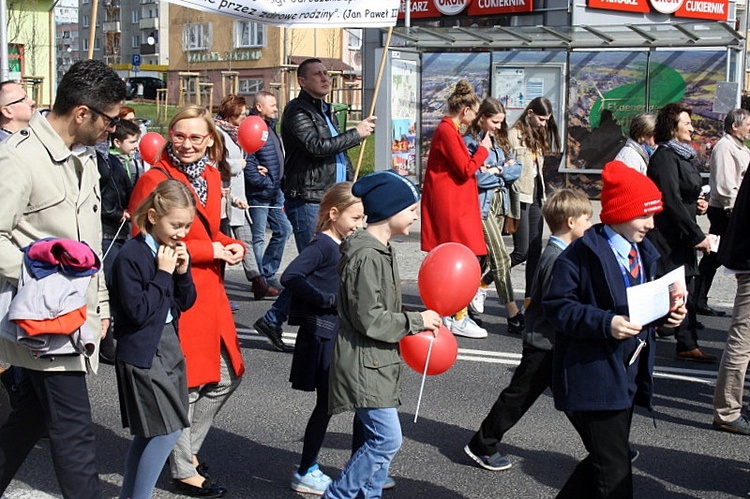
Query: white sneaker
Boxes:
[
  {"xmin": 469, "ymin": 286, "xmax": 488, "ymax": 314},
  {"xmin": 446, "ymin": 316, "xmax": 487, "ymax": 339}
]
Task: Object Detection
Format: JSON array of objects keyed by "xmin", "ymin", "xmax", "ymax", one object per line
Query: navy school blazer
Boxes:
[{"xmin": 111, "ymin": 234, "xmax": 197, "ymax": 368}]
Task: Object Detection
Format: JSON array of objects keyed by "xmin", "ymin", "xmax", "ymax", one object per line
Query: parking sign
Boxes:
[{"xmin": 132, "ymin": 54, "xmax": 141, "ymax": 66}]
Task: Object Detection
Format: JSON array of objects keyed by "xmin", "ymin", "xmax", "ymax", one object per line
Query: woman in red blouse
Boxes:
[{"xmin": 421, "ymin": 79, "xmax": 492, "ymax": 339}]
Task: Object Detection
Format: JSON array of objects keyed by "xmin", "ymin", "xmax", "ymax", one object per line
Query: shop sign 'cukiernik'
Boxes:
[
  {"xmin": 164, "ymin": 0, "xmax": 400, "ymax": 27},
  {"xmin": 587, "ymin": 0, "xmax": 728, "ymax": 21}
]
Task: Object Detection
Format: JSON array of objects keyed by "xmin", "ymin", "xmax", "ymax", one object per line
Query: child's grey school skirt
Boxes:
[{"xmin": 116, "ymin": 322, "xmax": 190, "ymax": 438}]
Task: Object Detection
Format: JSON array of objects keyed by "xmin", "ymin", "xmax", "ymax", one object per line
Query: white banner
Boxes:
[{"xmin": 166, "ymin": 0, "xmax": 400, "ymax": 27}]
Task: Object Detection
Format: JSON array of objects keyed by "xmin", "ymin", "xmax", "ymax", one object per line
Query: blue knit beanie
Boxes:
[{"xmin": 352, "ymin": 170, "xmax": 420, "ymax": 223}]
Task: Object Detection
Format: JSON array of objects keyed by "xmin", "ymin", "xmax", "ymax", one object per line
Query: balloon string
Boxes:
[
  {"xmin": 102, "ymin": 218, "xmax": 128, "ymax": 262},
  {"xmin": 413, "ymin": 335, "xmax": 435, "ymax": 423}
]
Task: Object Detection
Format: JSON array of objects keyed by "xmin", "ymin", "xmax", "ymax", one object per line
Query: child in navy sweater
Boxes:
[
  {"xmin": 283, "ymin": 182, "xmax": 365, "ymax": 495},
  {"xmin": 111, "ymin": 180, "xmax": 197, "ymax": 499}
]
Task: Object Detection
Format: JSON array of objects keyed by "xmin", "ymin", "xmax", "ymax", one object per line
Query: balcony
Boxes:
[
  {"xmin": 140, "ymin": 43, "xmax": 158, "ymax": 55},
  {"xmin": 103, "ymin": 21, "xmax": 121, "ymax": 33},
  {"xmin": 139, "ymin": 17, "xmax": 158, "ymax": 30}
]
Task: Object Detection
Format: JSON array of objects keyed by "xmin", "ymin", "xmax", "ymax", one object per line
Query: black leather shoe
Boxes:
[
  {"xmin": 696, "ymin": 305, "xmax": 726, "ymax": 317},
  {"xmin": 196, "ymin": 462, "xmax": 213, "ymax": 481},
  {"xmin": 173, "ymin": 479, "xmax": 226, "ymax": 498},
  {"xmin": 254, "ymin": 318, "xmax": 291, "ymax": 352}
]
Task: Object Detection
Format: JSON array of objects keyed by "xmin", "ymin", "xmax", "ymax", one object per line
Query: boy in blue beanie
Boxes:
[{"xmin": 324, "ymin": 170, "xmax": 441, "ymax": 498}]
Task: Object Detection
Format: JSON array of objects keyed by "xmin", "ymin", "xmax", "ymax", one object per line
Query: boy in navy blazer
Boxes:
[{"xmin": 544, "ymin": 161, "xmax": 687, "ymax": 498}]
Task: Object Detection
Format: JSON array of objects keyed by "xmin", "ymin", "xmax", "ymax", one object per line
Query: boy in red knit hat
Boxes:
[{"xmin": 544, "ymin": 160, "xmax": 687, "ymax": 498}]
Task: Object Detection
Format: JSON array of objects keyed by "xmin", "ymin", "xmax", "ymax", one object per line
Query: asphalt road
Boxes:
[{"xmin": 1, "ymin": 205, "xmax": 746, "ymax": 498}]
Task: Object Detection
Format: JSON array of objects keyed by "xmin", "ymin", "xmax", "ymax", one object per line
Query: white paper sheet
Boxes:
[{"xmin": 626, "ymin": 266, "xmax": 686, "ymax": 326}]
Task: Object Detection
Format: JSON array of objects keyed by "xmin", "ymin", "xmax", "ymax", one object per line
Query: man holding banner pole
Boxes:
[{"xmin": 254, "ymin": 58, "xmax": 376, "ymax": 350}]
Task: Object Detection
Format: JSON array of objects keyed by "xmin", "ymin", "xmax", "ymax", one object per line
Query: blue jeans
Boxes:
[
  {"xmin": 284, "ymin": 197, "xmax": 320, "ymax": 254},
  {"xmin": 248, "ymin": 190, "xmax": 292, "ymax": 282},
  {"xmin": 263, "ymin": 287, "xmax": 292, "ymax": 330},
  {"xmin": 324, "ymin": 408, "xmax": 402, "ymax": 499}
]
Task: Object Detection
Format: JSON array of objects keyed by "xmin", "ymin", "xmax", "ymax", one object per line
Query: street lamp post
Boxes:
[{"xmin": 1, "ymin": 0, "xmax": 10, "ymax": 81}]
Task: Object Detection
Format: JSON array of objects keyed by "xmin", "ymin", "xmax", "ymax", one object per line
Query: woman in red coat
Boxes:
[
  {"xmin": 129, "ymin": 105, "xmax": 245, "ymax": 497},
  {"xmin": 421, "ymin": 79, "xmax": 491, "ymax": 339}
]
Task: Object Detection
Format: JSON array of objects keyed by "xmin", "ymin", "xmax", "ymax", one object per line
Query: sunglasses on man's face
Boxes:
[{"xmin": 87, "ymin": 104, "xmax": 120, "ymax": 128}]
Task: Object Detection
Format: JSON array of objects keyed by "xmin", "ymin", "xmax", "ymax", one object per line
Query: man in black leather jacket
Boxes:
[
  {"xmin": 281, "ymin": 57, "xmax": 377, "ymax": 250},
  {"xmin": 254, "ymin": 58, "xmax": 376, "ymax": 352}
]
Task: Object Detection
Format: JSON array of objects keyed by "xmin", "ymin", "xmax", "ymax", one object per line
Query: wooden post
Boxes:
[
  {"xmin": 87, "ymin": 0, "xmax": 99, "ymax": 60},
  {"xmin": 354, "ymin": 27, "xmax": 393, "ymax": 181}
]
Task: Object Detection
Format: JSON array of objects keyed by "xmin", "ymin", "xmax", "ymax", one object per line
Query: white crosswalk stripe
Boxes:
[{"xmin": 238, "ymin": 328, "xmax": 742, "ymax": 387}]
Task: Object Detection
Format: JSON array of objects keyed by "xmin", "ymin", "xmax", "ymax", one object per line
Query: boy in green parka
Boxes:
[{"xmin": 325, "ymin": 170, "xmax": 441, "ymax": 498}]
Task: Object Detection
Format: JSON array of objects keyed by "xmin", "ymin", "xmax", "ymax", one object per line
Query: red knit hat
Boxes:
[{"xmin": 600, "ymin": 160, "xmax": 663, "ymax": 225}]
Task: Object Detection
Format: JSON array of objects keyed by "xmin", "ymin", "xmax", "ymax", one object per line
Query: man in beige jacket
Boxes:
[{"xmin": 0, "ymin": 59, "xmax": 125, "ymax": 499}]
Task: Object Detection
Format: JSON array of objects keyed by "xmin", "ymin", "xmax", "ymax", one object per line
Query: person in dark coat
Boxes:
[
  {"xmin": 646, "ymin": 102, "xmax": 714, "ymax": 362},
  {"xmin": 245, "ymin": 91, "xmax": 292, "ymax": 292}
]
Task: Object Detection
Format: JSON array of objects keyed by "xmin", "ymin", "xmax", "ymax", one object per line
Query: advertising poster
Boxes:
[
  {"xmin": 495, "ymin": 68, "xmax": 525, "ymax": 110},
  {"xmin": 566, "ymin": 50, "xmax": 726, "ymax": 174},
  {"xmin": 391, "ymin": 59, "xmax": 418, "ymax": 176}
]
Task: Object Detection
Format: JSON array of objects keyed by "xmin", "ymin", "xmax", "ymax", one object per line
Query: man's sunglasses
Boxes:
[{"xmin": 87, "ymin": 104, "xmax": 120, "ymax": 128}]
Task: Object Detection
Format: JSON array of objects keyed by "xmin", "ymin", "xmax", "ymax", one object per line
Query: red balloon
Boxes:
[
  {"xmin": 400, "ymin": 325, "xmax": 458, "ymax": 376},
  {"xmin": 139, "ymin": 132, "xmax": 166, "ymax": 165},
  {"xmin": 418, "ymin": 242, "xmax": 481, "ymax": 316},
  {"xmin": 238, "ymin": 116, "xmax": 268, "ymax": 153}
]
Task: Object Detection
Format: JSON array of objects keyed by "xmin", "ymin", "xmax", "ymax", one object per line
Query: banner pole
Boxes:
[{"xmin": 354, "ymin": 26, "xmax": 393, "ymax": 181}]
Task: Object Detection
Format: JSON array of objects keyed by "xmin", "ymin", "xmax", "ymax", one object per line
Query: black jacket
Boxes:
[
  {"xmin": 97, "ymin": 151, "xmax": 132, "ymax": 241},
  {"xmin": 280, "ymin": 90, "xmax": 359, "ymax": 203},
  {"xmin": 545, "ymin": 224, "xmax": 659, "ymax": 412},
  {"xmin": 720, "ymin": 171, "xmax": 750, "ymax": 270},
  {"xmin": 646, "ymin": 144, "xmax": 705, "ymax": 277}
]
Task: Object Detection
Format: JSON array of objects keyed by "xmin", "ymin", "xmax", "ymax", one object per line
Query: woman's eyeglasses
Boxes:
[
  {"xmin": 87, "ymin": 104, "xmax": 120, "ymax": 128},
  {"xmin": 169, "ymin": 130, "xmax": 211, "ymax": 146}
]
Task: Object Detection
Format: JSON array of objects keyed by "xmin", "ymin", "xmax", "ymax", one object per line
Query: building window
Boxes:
[
  {"xmin": 94, "ymin": 38, "xmax": 100, "ymax": 50},
  {"xmin": 183, "ymin": 23, "xmax": 211, "ymax": 51},
  {"xmin": 82, "ymin": 15, "xmax": 90, "ymax": 28},
  {"xmin": 82, "ymin": 0, "xmax": 89, "ymax": 3},
  {"xmin": 239, "ymin": 78, "xmax": 263, "ymax": 95},
  {"xmin": 131, "ymin": 35, "xmax": 139, "ymax": 49},
  {"xmin": 234, "ymin": 21, "xmax": 265, "ymax": 48},
  {"xmin": 132, "ymin": 10, "xmax": 139, "ymax": 24},
  {"xmin": 83, "ymin": 39, "xmax": 88, "ymax": 51},
  {"xmin": 347, "ymin": 29, "xmax": 362, "ymax": 50}
]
